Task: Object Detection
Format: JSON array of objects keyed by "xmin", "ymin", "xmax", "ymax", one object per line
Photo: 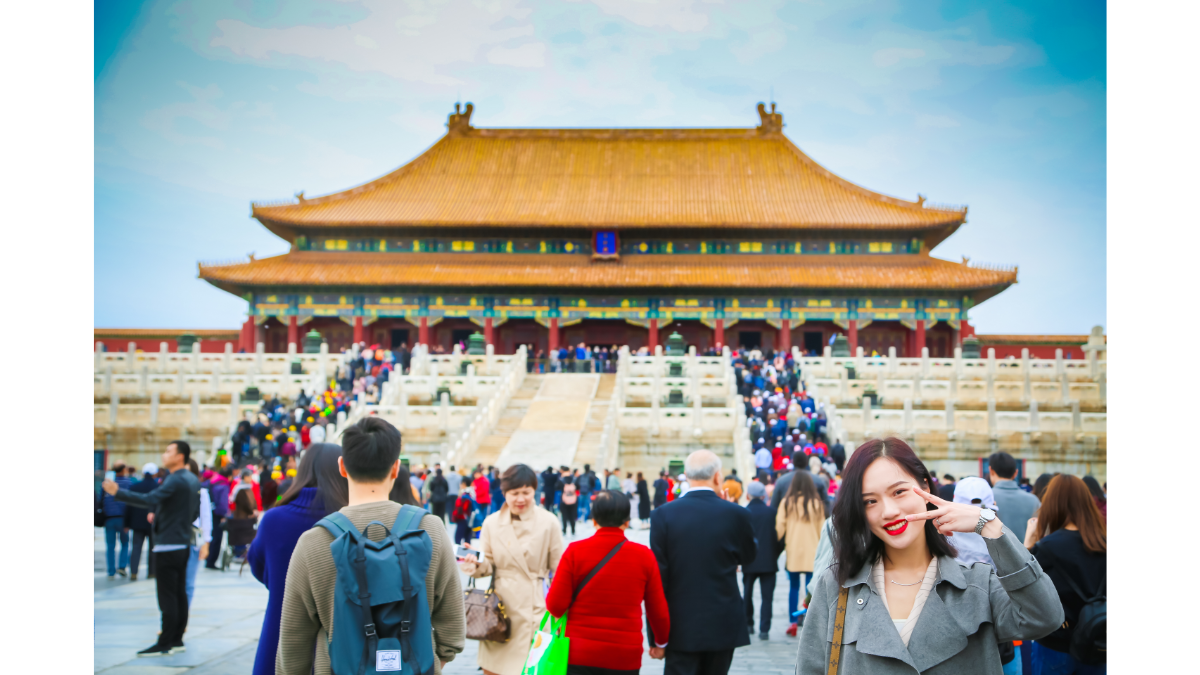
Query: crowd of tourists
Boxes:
[{"xmin": 95, "ymin": 345, "xmax": 1106, "ymax": 675}]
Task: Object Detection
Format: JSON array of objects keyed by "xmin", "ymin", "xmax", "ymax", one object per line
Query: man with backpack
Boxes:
[
  {"xmin": 276, "ymin": 416, "xmax": 465, "ymax": 675},
  {"xmin": 578, "ymin": 464, "xmax": 597, "ymax": 521}
]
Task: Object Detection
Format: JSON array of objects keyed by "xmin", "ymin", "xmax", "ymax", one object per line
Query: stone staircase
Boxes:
[
  {"xmin": 471, "ymin": 374, "xmax": 542, "ymax": 467},
  {"xmin": 573, "ymin": 374, "xmax": 615, "ymax": 470}
]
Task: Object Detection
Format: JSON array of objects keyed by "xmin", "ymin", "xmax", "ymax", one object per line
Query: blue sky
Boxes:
[{"xmin": 95, "ymin": 0, "xmax": 1105, "ymax": 333}]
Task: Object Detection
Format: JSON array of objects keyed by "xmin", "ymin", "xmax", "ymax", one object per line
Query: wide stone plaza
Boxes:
[{"xmin": 95, "ymin": 517, "xmax": 800, "ymax": 675}]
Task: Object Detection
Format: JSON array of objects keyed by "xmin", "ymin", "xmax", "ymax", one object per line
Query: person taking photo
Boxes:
[{"xmin": 102, "ymin": 441, "xmax": 201, "ymax": 658}]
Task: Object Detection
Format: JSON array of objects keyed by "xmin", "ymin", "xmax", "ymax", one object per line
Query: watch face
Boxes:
[{"xmin": 980, "ymin": 508, "xmax": 996, "ymax": 520}]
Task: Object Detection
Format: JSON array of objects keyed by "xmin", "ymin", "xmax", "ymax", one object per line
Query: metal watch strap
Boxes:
[{"xmin": 975, "ymin": 511, "xmax": 988, "ymax": 535}]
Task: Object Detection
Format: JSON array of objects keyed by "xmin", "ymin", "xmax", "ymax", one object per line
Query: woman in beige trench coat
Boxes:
[
  {"xmin": 460, "ymin": 464, "xmax": 565, "ymax": 675},
  {"xmin": 775, "ymin": 469, "xmax": 827, "ymax": 637}
]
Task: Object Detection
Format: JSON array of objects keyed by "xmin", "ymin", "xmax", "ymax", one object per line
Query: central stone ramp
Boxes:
[{"xmin": 495, "ymin": 374, "xmax": 599, "ymax": 470}]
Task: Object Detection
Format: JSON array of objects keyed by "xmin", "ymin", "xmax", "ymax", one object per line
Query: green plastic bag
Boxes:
[{"xmin": 520, "ymin": 612, "xmax": 569, "ymax": 675}]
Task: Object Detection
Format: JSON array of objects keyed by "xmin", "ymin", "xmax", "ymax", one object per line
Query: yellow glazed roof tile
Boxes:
[
  {"xmin": 252, "ymin": 116, "xmax": 965, "ymax": 231},
  {"xmin": 199, "ymin": 252, "xmax": 1014, "ymax": 291}
]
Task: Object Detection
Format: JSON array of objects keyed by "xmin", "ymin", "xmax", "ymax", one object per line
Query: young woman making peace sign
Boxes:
[{"xmin": 795, "ymin": 438, "xmax": 1064, "ymax": 674}]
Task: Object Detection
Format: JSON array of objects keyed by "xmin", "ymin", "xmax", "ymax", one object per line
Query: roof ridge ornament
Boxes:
[
  {"xmin": 756, "ymin": 102, "xmax": 783, "ymax": 134},
  {"xmin": 916, "ymin": 194, "xmax": 926, "ymax": 207},
  {"xmin": 448, "ymin": 102, "xmax": 474, "ymax": 135}
]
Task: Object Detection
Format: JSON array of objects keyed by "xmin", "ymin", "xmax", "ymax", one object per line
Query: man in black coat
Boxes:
[
  {"xmin": 742, "ymin": 480, "xmax": 778, "ymax": 639},
  {"xmin": 829, "ymin": 437, "xmax": 846, "ymax": 472},
  {"xmin": 649, "ymin": 451, "xmax": 757, "ymax": 675},
  {"xmin": 103, "ymin": 441, "xmax": 200, "ymax": 657}
]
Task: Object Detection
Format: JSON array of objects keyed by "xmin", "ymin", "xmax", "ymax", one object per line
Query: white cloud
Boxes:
[
  {"xmin": 206, "ymin": 0, "xmax": 541, "ymax": 85},
  {"xmin": 916, "ymin": 113, "xmax": 959, "ymax": 128},
  {"xmin": 582, "ymin": 0, "xmax": 715, "ymax": 32},
  {"xmin": 486, "ymin": 42, "xmax": 547, "ymax": 68},
  {"xmin": 873, "ymin": 47, "xmax": 926, "ymax": 68}
]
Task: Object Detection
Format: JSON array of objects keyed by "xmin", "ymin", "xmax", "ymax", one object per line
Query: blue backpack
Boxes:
[{"xmin": 317, "ymin": 506, "xmax": 436, "ymax": 675}]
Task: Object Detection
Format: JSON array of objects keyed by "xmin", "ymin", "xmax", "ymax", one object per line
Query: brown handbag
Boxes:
[{"xmin": 464, "ymin": 576, "xmax": 511, "ymax": 642}]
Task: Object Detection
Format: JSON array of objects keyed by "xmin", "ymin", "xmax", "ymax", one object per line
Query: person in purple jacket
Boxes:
[{"xmin": 246, "ymin": 443, "xmax": 348, "ymax": 675}]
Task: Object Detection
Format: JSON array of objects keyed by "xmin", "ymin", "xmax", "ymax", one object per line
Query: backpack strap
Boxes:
[
  {"xmin": 316, "ymin": 512, "xmax": 358, "ymax": 541},
  {"xmin": 388, "ymin": 506, "xmax": 422, "ymax": 675},
  {"xmin": 350, "ymin": 534, "xmax": 376, "ymax": 675},
  {"xmin": 1059, "ymin": 571, "xmax": 1105, "ymax": 604},
  {"xmin": 393, "ymin": 504, "xmax": 425, "ymax": 533},
  {"xmin": 318, "ymin": 513, "xmax": 376, "ymax": 675}
]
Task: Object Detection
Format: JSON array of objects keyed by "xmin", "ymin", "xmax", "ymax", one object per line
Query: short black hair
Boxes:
[
  {"xmin": 500, "ymin": 464, "xmax": 538, "ymax": 493},
  {"xmin": 988, "ymin": 452, "xmax": 1017, "ymax": 480},
  {"xmin": 943, "ymin": 474, "xmax": 955, "ymax": 482},
  {"xmin": 169, "ymin": 440, "xmax": 191, "ymax": 465},
  {"xmin": 341, "ymin": 417, "xmax": 402, "ymax": 482},
  {"xmin": 592, "ymin": 490, "xmax": 631, "ymax": 528}
]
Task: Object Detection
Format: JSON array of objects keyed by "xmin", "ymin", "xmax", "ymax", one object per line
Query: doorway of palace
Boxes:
[
  {"xmin": 740, "ymin": 331, "xmax": 762, "ymax": 350},
  {"xmin": 450, "ymin": 329, "xmax": 475, "ymax": 349},
  {"xmin": 390, "ymin": 329, "xmax": 410, "ymax": 349},
  {"xmin": 803, "ymin": 331, "xmax": 824, "ymax": 355}
]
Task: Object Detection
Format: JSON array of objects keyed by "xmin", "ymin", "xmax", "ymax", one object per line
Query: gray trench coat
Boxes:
[{"xmin": 796, "ymin": 526, "xmax": 1064, "ymax": 674}]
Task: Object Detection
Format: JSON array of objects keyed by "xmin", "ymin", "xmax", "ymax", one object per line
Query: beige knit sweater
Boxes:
[{"xmin": 276, "ymin": 501, "xmax": 465, "ymax": 675}]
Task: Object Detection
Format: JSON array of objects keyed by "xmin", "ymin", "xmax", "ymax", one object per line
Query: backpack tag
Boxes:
[{"xmin": 376, "ymin": 649, "xmax": 402, "ymax": 672}]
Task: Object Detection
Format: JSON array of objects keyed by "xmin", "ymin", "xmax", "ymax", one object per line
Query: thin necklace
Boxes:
[{"xmin": 888, "ymin": 577, "xmax": 922, "ymax": 587}]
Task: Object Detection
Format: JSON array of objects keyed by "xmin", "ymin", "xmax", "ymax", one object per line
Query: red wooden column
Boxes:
[
  {"xmin": 778, "ymin": 319, "xmax": 791, "ymax": 353},
  {"xmin": 848, "ymin": 319, "xmax": 858, "ymax": 354},
  {"xmin": 484, "ymin": 318, "xmax": 494, "ymax": 347},
  {"xmin": 714, "ymin": 319, "xmax": 725, "ymax": 350},
  {"xmin": 419, "ymin": 317, "xmax": 430, "ymax": 346},
  {"xmin": 915, "ymin": 319, "xmax": 927, "ymax": 355},
  {"xmin": 549, "ymin": 318, "xmax": 560, "ymax": 352},
  {"xmin": 241, "ymin": 318, "xmax": 254, "ymax": 352},
  {"xmin": 287, "ymin": 316, "xmax": 299, "ymax": 348},
  {"xmin": 648, "ymin": 319, "xmax": 659, "ymax": 351},
  {"xmin": 353, "ymin": 317, "xmax": 364, "ymax": 345}
]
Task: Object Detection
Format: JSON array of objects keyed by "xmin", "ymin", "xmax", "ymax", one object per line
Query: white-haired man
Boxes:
[{"xmin": 648, "ymin": 450, "xmax": 756, "ymax": 675}]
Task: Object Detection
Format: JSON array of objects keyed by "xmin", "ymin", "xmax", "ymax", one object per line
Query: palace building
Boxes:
[{"xmin": 199, "ymin": 103, "xmax": 1017, "ymax": 357}]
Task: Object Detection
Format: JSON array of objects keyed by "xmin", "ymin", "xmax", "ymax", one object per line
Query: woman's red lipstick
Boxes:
[{"xmin": 883, "ymin": 519, "xmax": 908, "ymax": 536}]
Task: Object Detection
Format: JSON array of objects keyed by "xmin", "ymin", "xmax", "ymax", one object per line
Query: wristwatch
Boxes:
[{"xmin": 975, "ymin": 508, "xmax": 997, "ymax": 535}]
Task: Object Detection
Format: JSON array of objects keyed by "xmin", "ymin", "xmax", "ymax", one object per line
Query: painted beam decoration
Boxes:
[
  {"xmin": 250, "ymin": 292, "xmax": 965, "ymax": 324},
  {"xmin": 293, "ymin": 234, "xmax": 924, "ymax": 256}
]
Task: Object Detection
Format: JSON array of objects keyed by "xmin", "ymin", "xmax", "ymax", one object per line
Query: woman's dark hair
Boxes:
[
  {"xmin": 830, "ymin": 437, "xmax": 956, "ymax": 585},
  {"xmin": 1081, "ymin": 475, "xmax": 1106, "ymax": 505},
  {"xmin": 500, "ymin": 464, "xmax": 538, "ymax": 493},
  {"xmin": 782, "ymin": 469, "xmax": 826, "ymax": 523},
  {"xmin": 1031, "ymin": 474, "xmax": 1106, "ymax": 553},
  {"xmin": 592, "ymin": 490, "xmax": 631, "ymax": 528},
  {"xmin": 277, "ymin": 443, "xmax": 349, "ymax": 516},
  {"xmin": 233, "ymin": 489, "xmax": 257, "ymax": 518},
  {"xmin": 1032, "ymin": 472, "xmax": 1058, "ymax": 501},
  {"xmin": 389, "ymin": 465, "xmax": 419, "ymax": 506}
]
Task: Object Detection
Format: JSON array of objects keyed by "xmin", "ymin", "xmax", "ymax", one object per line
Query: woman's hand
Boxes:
[
  {"xmin": 1024, "ymin": 517, "xmax": 1039, "ymax": 549},
  {"xmin": 906, "ymin": 486, "xmax": 1003, "ymax": 538},
  {"xmin": 458, "ymin": 558, "xmax": 479, "ymax": 575}
]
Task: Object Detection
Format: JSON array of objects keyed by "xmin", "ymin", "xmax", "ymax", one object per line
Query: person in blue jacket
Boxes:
[{"xmin": 246, "ymin": 443, "xmax": 348, "ymax": 675}]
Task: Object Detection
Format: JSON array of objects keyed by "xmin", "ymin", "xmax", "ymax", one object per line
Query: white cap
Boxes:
[
  {"xmin": 952, "ymin": 477, "xmax": 996, "ymax": 509},
  {"xmin": 142, "ymin": 463, "xmax": 158, "ymax": 475}
]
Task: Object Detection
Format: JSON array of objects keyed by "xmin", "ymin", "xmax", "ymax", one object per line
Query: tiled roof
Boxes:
[
  {"xmin": 252, "ymin": 117, "xmax": 965, "ymax": 231},
  {"xmin": 975, "ymin": 334, "xmax": 1101, "ymax": 345},
  {"xmin": 199, "ymin": 252, "xmax": 1015, "ymax": 292},
  {"xmin": 93, "ymin": 328, "xmax": 241, "ymax": 339}
]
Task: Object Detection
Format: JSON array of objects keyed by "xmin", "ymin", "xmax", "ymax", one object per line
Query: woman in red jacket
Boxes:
[{"xmin": 546, "ymin": 490, "xmax": 670, "ymax": 675}]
